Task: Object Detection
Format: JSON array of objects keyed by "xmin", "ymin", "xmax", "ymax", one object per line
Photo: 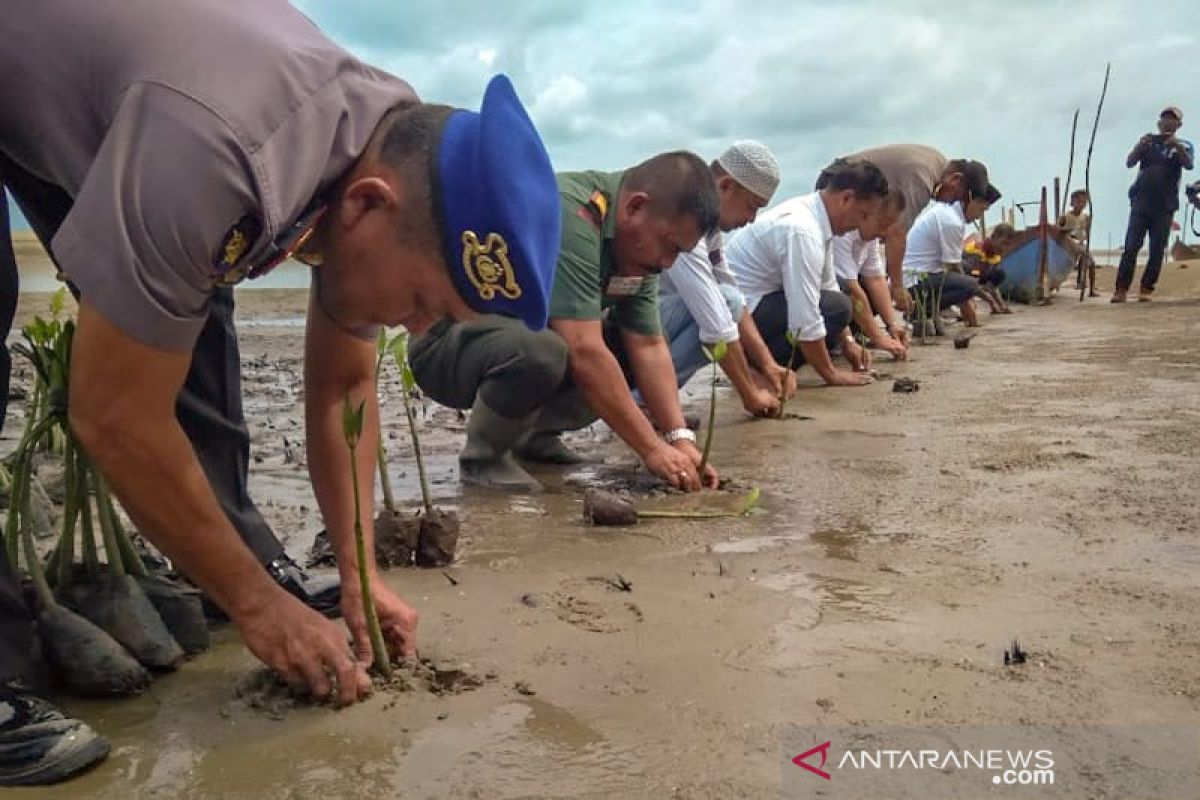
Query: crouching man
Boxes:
[
  {"xmin": 726, "ymin": 159, "xmax": 889, "ymax": 386},
  {"xmin": 410, "ymin": 152, "xmax": 722, "ymax": 492},
  {"xmin": 657, "ymin": 141, "xmax": 796, "ymax": 417}
]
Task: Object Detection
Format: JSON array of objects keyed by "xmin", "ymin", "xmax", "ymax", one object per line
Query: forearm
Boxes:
[
  {"xmin": 716, "ymin": 341, "xmax": 760, "ymax": 403},
  {"xmin": 862, "ymin": 276, "xmax": 900, "ymax": 333},
  {"xmin": 628, "ymin": 336, "xmax": 687, "ymax": 434},
  {"xmin": 737, "ymin": 308, "xmax": 778, "ymax": 374},
  {"xmin": 798, "ymin": 339, "xmax": 838, "ymax": 384},
  {"xmin": 570, "ymin": 347, "xmax": 662, "ymax": 459},
  {"xmin": 883, "ymin": 227, "xmax": 907, "ymax": 288}
]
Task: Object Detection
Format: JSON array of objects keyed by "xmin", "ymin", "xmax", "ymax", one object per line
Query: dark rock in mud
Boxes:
[
  {"xmin": 583, "ymin": 489, "xmax": 639, "ymax": 526},
  {"xmin": 954, "ymin": 332, "xmax": 974, "ymax": 349},
  {"xmin": 37, "ymin": 604, "xmax": 151, "ymax": 697},
  {"xmin": 416, "ymin": 509, "xmax": 460, "ymax": 568},
  {"xmin": 375, "ymin": 510, "xmax": 420, "ymax": 568},
  {"xmin": 61, "ymin": 575, "xmax": 184, "ymax": 670},
  {"xmin": 892, "ymin": 377, "xmax": 921, "ymax": 393},
  {"xmin": 135, "ymin": 574, "xmax": 210, "ymax": 655},
  {"xmin": 306, "ymin": 529, "xmax": 336, "ymax": 569}
]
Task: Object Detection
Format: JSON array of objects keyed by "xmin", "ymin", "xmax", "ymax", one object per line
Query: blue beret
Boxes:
[{"xmin": 436, "ymin": 74, "xmax": 560, "ymax": 331}]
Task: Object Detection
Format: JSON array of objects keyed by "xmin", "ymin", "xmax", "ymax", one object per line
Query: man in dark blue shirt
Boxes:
[{"xmin": 1113, "ymin": 106, "xmax": 1195, "ymax": 302}]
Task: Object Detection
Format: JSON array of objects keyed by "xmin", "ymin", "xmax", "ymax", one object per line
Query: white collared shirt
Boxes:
[
  {"xmin": 901, "ymin": 200, "xmax": 967, "ymax": 287},
  {"xmin": 659, "ymin": 229, "xmax": 741, "ymax": 344},
  {"xmin": 831, "ymin": 230, "xmax": 885, "ymax": 282},
  {"xmin": 726, "ymin": 192, "xmax": 838, "ymax": 342}
]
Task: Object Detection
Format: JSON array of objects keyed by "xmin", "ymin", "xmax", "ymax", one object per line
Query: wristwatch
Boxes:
[{"xmin": 663, "ymin": 428, "xmax": 696, "ymax": 445}]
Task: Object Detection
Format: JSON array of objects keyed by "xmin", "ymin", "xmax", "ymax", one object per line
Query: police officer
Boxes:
[
  {"xmin": 411, "ymin": 152, "xmax": 722, "ymax": 492},
  {"xmin": 0, "ymin": 1, "xmax": 560, "ymax": 778}
]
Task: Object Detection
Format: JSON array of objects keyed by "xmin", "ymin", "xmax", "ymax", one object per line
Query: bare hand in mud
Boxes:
[
  {"xmin": 342, "ymin": 579, "xmax": 419, "ymax": 664},
  {"xmin": 892, "ymin": 286, "xmax": 913, "ymax": 314},
  {"xmin": 844, "ymin": 340, "xmax": 873, "ymax": 373},
  {"xmin": 237, "ymin": 593, "xmax": 371, "ymax": 706},
  {"xmin": 645, "ymin": 443, "xmax": 702, "ymax": 492},
  {"xmin": 893, "ymin": 325, "xmax": 911, "ymax": 348},
  {"xmin": 742, "ymin": 386, "xmax": 780, "ymax": 418},
  {"xmin": 875, "ymin": 335, "xmax": 908, "ymax": 361},
  {"xmin": 675, "ymin": 440, "xmax": 720, "ymax": 489}
]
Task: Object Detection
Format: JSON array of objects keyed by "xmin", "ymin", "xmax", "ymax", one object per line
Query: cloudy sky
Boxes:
[{"xmin": 10, "ymin": 0, "xmax": 1200, "ymax": 251}]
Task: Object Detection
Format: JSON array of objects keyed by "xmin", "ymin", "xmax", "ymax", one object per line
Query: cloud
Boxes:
[{"xmin": 7, "ymin": 0, "xmax": 1200, "ymax": 251}]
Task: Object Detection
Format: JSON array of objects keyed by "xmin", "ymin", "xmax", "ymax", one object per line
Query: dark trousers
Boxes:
[
  {"xmin": 408, "ymin": 314, "xmax": 569, "ymax": 417},
  {"xmin": 0, "ymin": 156, "xmax": 284, "ymax": 576},
  {"xmin": 911, "ymin": 271, "xmax": 979, "ymax": 313},
  {"xmin": 751, "ymin": 289, "xmax": 851, "ymax": 367},
  {"xmin": 1116, "ymin": 205, "xmax": 1173, "ymax": 291}
]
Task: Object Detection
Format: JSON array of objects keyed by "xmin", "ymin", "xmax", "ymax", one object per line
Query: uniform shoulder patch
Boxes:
[
  {"xmin": 214, "ymin": 213, "xmax": 262, "ymax": 272},
  {"xmin": 575, "ymin": 190, "xmax": 609, "ymax": 230}
]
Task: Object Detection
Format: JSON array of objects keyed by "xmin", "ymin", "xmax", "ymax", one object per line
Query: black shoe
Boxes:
[
  {"xmin": 267, "ymin": 555, "xmax": 342, "ymax": 619},
  {"xmin": 202, "ymin": 554, "xmax": 343, "ymax": 621},
  {"xmin": 0, "ymin": 686, "xmax": 110, "ymax": 786}
]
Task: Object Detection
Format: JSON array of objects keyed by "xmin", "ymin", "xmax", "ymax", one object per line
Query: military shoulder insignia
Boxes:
[
  {"xmin": 575, "ymin": 190, "xmax": 610, "ymax": 230},
  {"xmin": 213, "ymin": 213, "xmax": 262, "ymax": 283},
  {"xmin": 462, "ymin": 230, "xmax": 522, "ymax": 301}
]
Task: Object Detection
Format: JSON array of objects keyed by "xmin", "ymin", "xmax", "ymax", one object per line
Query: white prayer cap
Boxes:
[{"xmin": 716, "ymin": 140, "xmax": 781, "ymax": 202}]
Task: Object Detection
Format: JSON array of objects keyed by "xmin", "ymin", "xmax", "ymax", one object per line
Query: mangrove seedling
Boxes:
[
  {"xmin": 697, "ymin": 340, "xmax": 727, "ymax": 477},
  {"xmin": 343, "ymin": 395, "xmax": 392, "ymax": 678},
  {"xmin": 777, "ymin": 328, "xmax": 802, "ymax": 418},
  {"xmin": 374, "ymin": 329, "xmax": 397, "ymax": 515},
  {"xmin": 585, "ymin": 487, "xmax": 762, "ymax": 527},
  {"xmin": 389, "ymin": 333, "xmax": 459, "ymax": 568}
]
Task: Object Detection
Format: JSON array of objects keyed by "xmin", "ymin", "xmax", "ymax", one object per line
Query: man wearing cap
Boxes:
[
  {"xmin": 412, "ymin": 151, "xmax": 722, "ymax": 492},
  {"xmin": 836, "ymin": 146, "xmax": 991, "ymax": 318},
  {"xmin": 1113, "ymin": 106, "xmax": 1195, "ymax": 302},
  {"xmin": 727, "ymin": 159, "xmax": 888, "ymax": 386},
  {"xmin": 656, "ymin": 141, "xmax": 796, "ymax": 417},
  {"xmin": 0, "ymin": 0, "xmax": 561, "ymax": 743},
  {"xmin": 901, "ymin": 184, "xmax": 1001, "ymax": 331}
]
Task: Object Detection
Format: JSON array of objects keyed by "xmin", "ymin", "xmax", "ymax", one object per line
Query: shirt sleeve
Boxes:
[
  {"xmin": 830, "ymin": 235, "xmax": 857, "ymax": 281},
  {"xmin": 547, "ymin": 200, "xmax": 604, "ymax": 322},
  {"xmin": 664, "ymin": 242, "xmax": 740, "ymax": 343},
  {"xmin": 936, "ymin": 210, "xmax": 965, "ymax": 265},
  {"xmin": 859, "ymin": 239, "xmax": 885, "ymax": 277},
  {"xmin": 780, "ymin": 226, "xmax": 828, "ymax": 342},
  {"xmin": 50, "ymin": 82, "xmax": 260, "ymax": 351}
]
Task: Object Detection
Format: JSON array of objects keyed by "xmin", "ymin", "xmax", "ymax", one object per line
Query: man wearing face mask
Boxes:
[
  {"xmin": 0, "ymin": 0, "xmax": 561, "ymax": 715},
  {"xmin": 727, "ymin": 158, "xmax": 889, "ymax": 386},
  {"xmin": 411, "ymin": 151, "xmax": 722, "ymax": 492}
]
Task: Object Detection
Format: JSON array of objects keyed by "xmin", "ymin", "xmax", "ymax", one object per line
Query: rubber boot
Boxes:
[
  {"xmin": 517, "ymin": 431, "xmax": 585, "ymax": 465},
  {"xmin": 460, "ymin": 400, "xmax": 542, "ymax": 491}
]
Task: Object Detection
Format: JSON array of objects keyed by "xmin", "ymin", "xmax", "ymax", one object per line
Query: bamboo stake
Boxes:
[{"xmin": 1081, "ymin": 63, "xmax": 1111, "ymax": 302}]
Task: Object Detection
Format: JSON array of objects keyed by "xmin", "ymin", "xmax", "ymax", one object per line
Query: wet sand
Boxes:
[{"xmin": 6, "ymin": 256, "xmax": 1200, "ymax": 798}]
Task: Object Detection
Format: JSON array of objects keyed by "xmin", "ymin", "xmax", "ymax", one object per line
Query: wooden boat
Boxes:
[{"xmin": 997, "ymin": 226, "xmax": 1076, "ymax": 303}]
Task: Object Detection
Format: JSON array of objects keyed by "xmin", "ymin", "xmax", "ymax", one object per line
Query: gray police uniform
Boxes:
[{"xmin": 0, "ymin": 0, "xmax": 415, "ymax": 651}]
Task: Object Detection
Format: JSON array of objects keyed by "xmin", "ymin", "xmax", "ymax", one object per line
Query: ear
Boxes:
[
  {"xmin": 336, "ymin": 176, "xmax": 399, "ymax": 230},
  {"xmin": 716, "ymin": 175, "xmax": 738, "ymax": 196},
  {"xmin": 622, "ymin": 191, "xmax": 651, "ymax": 218}
]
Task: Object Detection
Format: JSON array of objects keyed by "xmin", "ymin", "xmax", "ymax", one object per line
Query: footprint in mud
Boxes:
[
  {"xmin": 552, "ymin": 577, "xmax": 645, "ymax": 634},
  {"xmin": 229, "ymin": 658, "xmax": 490, "ymax": 719}
]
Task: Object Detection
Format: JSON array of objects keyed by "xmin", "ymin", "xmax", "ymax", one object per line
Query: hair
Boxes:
[
  {"xmin": 624, "ymin": 151, "xmax": 721, "ymax": 234},
  {"xmin": 814, "ymin": 157, "xmax": 889, "ymax": 199},
  {"xmin": 368, "ymin": 100, "xmax": 457, "ymax": 253},
  {"xmin": 983, "ymin": 184, "xmax": 1002, "ymax": 205},
  {"xmin": 1070, "ymin": 189, "xmax": 1088, "ymax": 201}
]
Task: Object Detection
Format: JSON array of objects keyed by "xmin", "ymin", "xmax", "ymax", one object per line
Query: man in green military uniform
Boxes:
[{"xmin": 411, "ymin": 150, "xmax": 722, "ymax": 492}]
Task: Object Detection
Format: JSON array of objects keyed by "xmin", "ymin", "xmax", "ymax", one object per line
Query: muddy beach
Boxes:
[{"xmin": 6, "ymin": 258, "xmax": 1200, "ymax": 798}]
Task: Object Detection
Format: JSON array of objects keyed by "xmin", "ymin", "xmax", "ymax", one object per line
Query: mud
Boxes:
[
  {"xmin": 583, "ymin": 489, "xmax": 639, "ymax": 526},
  {"xmin": 415, "ymin": 508, "xmax": 459, "ymax": 568},
  {"xmin": 7, "ymin": 261, "xmax": 1200, "ymax": 798},
  {"xmin": 307, "ymin": 508, "xmax": 458, "ymax": 569}
]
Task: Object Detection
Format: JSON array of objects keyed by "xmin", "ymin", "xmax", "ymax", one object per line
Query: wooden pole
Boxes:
[
  {"xmin": 1081, "ymin": 63, "xmax": 1111, "ymax": 302},
  {"xmin": 1063, "ymin": 109, "xmax": 1080, "ymax": 201},
  {"xmin": 1037, "ymin": 186, "xmax": 1049, "ymax": 302},
  {"xmin": 1053, "ymin": 177, "xmax": 1062, "ymax": 223}
]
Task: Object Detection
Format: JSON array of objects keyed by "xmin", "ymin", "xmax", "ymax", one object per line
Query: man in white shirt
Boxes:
[
  {"xmin": 902, "ymin": 185, "xmax": 1000, "ymax": 330},
  {"xmin": 658, "ymin": 141, "xmax": 796, "ymax": 417},
  {"xmin": 727, "ymin": 158, "xmax": 889, "ymax": 387},
  {"xmin": 829, "ymin": 190, "xmax": 908, "ymax": 361}
]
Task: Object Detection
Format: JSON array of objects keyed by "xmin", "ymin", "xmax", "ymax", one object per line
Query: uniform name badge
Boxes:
[{"xmin": 605, "ymin": 276, "xmax": 645, "ymax": 297}]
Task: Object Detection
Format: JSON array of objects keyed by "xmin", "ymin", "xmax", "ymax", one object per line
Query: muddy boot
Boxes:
[
  {"xmin": 460, "ymin": 401, "xmax": 542, "ymax": 491},
  {"xmin": 1110, "ymin": 288, "xmax": 1127, "ymax": 303},
  {"xmin": 516, "ymin": 431, "xmax": 584, "ymax": 465},
  {"xmin": 0, "ymin": 685, "xmax": 110, "ymax": 786}
]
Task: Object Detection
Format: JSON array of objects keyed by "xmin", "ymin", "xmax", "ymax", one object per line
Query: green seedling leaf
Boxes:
[
  {"xmin": 784, "ymin": 329, "xmax": 796, "ymax": 346},
  {"xmin": 711, "ymin": 340, "xmax": 728, "ymax": 361},
  {"xmin": 341, "ymin": 396, "xmax": 366, "ymax": 447},
  {"xmin": 49, "ymin": 287, "xmax": 66, "ymax": 319}
]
